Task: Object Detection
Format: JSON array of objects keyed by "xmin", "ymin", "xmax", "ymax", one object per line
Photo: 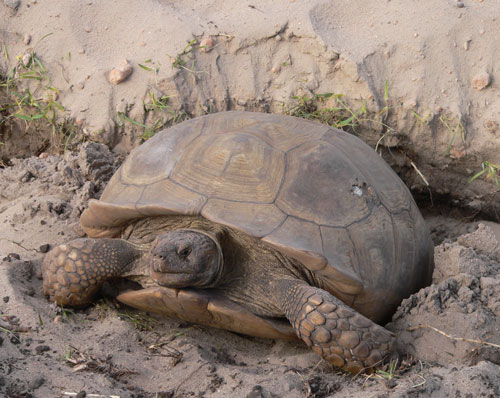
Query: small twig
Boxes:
[
  {"xmin": 408, "ymin": 324, "xmax": 500, "ymax": 349},
  {"xmin": 410, "ymin": 374, "xmax": 427, "ymax": 388},
  {"xmin": 147, "ymin": 341, "xmax": 183, "ymax": 366},
  {"xmin": 0, "ymin": 326, "xmax": 20, "ymax": 343},
  {"xmin": 409, "ymin": 160, "xmax": 429, "ymax": 186},
  {"xmin": 0, "ymin": 238, "xmax": 39, "ymax": 253}
]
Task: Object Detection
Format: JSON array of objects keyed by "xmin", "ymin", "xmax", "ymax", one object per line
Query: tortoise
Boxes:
[{"xmin": 42, "ymin": 111, "xmax": 434, "ymax": 374}]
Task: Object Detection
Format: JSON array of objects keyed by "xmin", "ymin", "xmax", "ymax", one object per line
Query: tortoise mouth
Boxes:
[{"xmin": 151, "ymin": 270, "xmax": 201, "ymax": 288}]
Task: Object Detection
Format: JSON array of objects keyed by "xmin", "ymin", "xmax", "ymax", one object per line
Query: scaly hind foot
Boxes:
[{"xmin": 283, "ymin": 283, "xmax": 395, "ymax": 374}]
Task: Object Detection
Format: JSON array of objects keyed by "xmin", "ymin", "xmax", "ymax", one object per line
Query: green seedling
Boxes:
[
  {"xmin": 440, "ymin": 114, "xmax": 465, "ymax": 156},
  {"xmin": 118, "ymin": 92, "xmax": 186, "ymax": 140},
  {"xmin": 60, "ymin": 305, "xmax": 76, "ymax": 321},
  {"xmin": 117, "ymin": 111, "xmax": 166, "ymax": 140},
  {"xmin": 375, "ymin": 358, "xmax": 399, "ymax": 380},
  {"xmin": 375, "ymin": 80, "xmax": 390, "ymax": 117},
  {"xmin": 63, "ymin": 346, "xmax": 74, "ymax": 362},
  {"xmin": 412, "ymin": 110, "xmax": 431, "ymax": 125},
  {"xmin": 138, "ymin": 59, "xmax": 159, "ymax": 74},
  {"xmin": 37, "ymin": 310, "xmax": 44, "ymax": 327},
  {"xmin": 168, "ymin": 39, "xmax": 211, "ymax": 75},
  {"xmin": 469, "ymin": 161, "xmax": 500, "ymax": 186},
  {"xmin": 169, "ymin": 39, "xmax": 197, "ymax": 70},
  {"xmin": 144, "ymin": 92, "xmax": 171, "ymax": 111}
]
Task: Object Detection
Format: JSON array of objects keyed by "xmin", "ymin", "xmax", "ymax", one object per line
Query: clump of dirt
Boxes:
[
  {"xmin": 389, "ymin": 223, "xmax": 500, "ymax": 368},
  {"xmin": 0, "ymin": 142, "xmax": 118, "ymax": 224}
]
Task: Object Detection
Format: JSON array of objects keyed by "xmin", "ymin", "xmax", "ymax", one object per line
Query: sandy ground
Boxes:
[{"xmin": 1, "ymin": 0, "xmax": 500, "ymax": 397}]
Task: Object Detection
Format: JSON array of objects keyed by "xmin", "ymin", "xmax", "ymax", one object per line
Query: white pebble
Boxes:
[
  {"xmin": 108, "ymin": 59, "xmax": 133, "ymax": 85},
  {"xmin": 4, "ymin": 0, "xmax": 20, "ymax": 10},
  {"xmin": 200, "ymin": 37, "xmax": 214, "ymax": 53},
  {"xmin": 22, "ymin": 53, "xmax": 31, "ymax": 67}
]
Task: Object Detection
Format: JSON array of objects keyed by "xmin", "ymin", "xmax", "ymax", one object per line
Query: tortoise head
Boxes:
[{"xmin": 150, "ymin": 229, "xmax": 223, "ymax": 288}]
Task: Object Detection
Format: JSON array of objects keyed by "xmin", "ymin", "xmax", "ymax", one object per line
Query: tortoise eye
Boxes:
[{"xmin": 178, "ymin": 246, "xmax": 191, "ymax": 258}]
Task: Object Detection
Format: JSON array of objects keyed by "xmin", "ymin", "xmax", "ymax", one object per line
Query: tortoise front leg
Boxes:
[
  {"xmin": 42, "ymin": 238, "xmax": 142, "ymax": 307},
  {"xmin": 279, "ymin": 281, "xmax": 395, "ymax": 374}
]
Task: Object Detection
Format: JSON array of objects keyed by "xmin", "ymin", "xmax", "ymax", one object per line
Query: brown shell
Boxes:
[{"xmin": 81, "ymin": 111, "xmax": 433, "ymax": 319}]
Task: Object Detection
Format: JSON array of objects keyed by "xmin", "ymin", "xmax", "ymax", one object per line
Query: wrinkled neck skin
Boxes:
[{"xmin": 120, "ymin": 216, "xmax": 316, "ymax": 317}]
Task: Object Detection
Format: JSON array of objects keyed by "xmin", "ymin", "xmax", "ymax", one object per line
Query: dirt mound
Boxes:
[{"xmin": 389, "ymin": 223, "xmax": 500, "ymax": 368}]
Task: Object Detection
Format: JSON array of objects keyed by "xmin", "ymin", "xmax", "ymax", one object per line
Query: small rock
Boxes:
[
  {"xmin": 39, "ymin": 152, "xmax": 49, "ymax": 159},
  {"xmin": 22, "ymin": 53, "xmax": 32, "ymax": 67},
  {"xmin": 456, "ymin": 1, "xmax": 464, "ymax": 8},
  {"xmin": 35, "ymin": 345, "xmax": 50, "ymax": 354},
  {"xmin": 3, "ymin": 296, "xmax": 9, "ymax": 303},
  {"xmin": 77, "ymin": 80, "xmax": 85, "ymax": 89},
  {"xmin": 0, "ymin": 375, "xmax": 5, "ymax": 386},
  {"xmin": 54, "ymin": 315, "xmax": 63, "ymax": 324},
  {"xmin": 108, "ymin": 59, "xmax": 133, "ymax": 84},
  {"xmin": 471, "ymin": 72, "xmax": 491, "ymax": 90},
  {"xmin": 200, "ymin": 37, "xmax": 214, "ymax": 53},
  {"xmin": 463, "ymin": 36, "xmax": 472, "ymax": 51},
  {"xmin": 7, "ymin": 253, "xmax": 20, "ymax": 261},
  {"xmin": 271, "ymin": 66, "xmax": 280, "ymax": 73},
  {"xmin": 275, "ymin": 35, "xmax": 282, "ymax": 41},
  {"xmin": 28, "ymin": 376, "xmax": 45, "ymax": 390},
  {"xmin": 4, "ymin": 0, "xmax": 20, "ymax": 10},
  {"xmin": 39, "ymin": 243, "xmax": 50, "ymax": 253},
  {"xmin": 76, "ymin": 391, "xmax": 87, "ymax": 398},
  {"xmin": 23, "ymin": 34, "xmax": 31, "ymax": 45}
]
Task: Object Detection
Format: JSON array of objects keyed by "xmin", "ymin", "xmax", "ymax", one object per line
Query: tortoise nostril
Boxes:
[{"xmin": 152, "ymin": 249, "xmax": 164, "ymax": 259}]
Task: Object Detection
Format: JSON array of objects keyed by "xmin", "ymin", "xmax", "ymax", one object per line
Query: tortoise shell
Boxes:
[{"xmin": 81, "ymin": 111, "xmax": 433, "ymax": 321}]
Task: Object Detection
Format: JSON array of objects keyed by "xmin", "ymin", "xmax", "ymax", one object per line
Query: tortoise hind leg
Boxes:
[
  {"xmin": 42, "ymin": 238, "xmax": 142, "ymax": 307},
  {"xmin": 279, "ymin": 281, "xmax": 395, "ymax": 374}
]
